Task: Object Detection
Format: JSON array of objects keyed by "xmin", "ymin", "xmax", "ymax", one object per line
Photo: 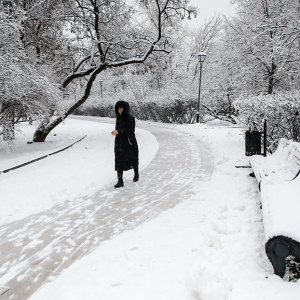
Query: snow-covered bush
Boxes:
[
  {"xmin": 77, "ymin": 100, "xmax": 198, "ymax": 124},
  {"xmin": 154, "ymin": 100, "xmax": 197, "ymax": 124},
  {"xmin": 234, "ymin": 92, "xmax": 300, "ymax": 149}
]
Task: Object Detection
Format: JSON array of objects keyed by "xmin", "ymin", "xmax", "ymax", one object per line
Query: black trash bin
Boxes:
[{"xmin": 245, "ymin": 131, "xmax": 261, "ymax": 156}]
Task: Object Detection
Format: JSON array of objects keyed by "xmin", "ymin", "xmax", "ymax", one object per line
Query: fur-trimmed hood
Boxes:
[{"xmin": 115, "ymin": 101, "xmax": 130, "ymax": 119}]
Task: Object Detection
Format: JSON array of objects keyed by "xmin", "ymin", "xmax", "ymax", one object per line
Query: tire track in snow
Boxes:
[{"xmin": 0, "ymin": 121, "xmax": 214, "ymax": 300}]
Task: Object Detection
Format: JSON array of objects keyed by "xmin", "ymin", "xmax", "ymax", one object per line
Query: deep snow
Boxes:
[{"xmin": 0, "ymin": 117, "xmax": 299, "ymax": 299}]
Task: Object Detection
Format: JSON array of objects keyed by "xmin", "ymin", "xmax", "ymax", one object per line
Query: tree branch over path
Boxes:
[{"xmin": 33, "ymin": 0, "xmax": 197, "ymax": 142}]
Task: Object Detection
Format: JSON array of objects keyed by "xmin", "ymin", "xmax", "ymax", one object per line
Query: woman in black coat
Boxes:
[{"xmin": 111, "ymin": 101, "xmax": 139, "ymax": 188}]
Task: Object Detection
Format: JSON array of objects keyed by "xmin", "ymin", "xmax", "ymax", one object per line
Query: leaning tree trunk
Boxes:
[
  {"xmin": 33, "ymin": 66, "xmax": 101, "ymax": 142},
  {"xmin": 29, "ymin": 0, "xmax": 195, "ymax": 142}
]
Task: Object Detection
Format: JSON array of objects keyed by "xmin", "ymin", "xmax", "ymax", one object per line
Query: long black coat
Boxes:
[{"xmin": 114, "ymin": 101, "xmax": 139, "ymax": 171}]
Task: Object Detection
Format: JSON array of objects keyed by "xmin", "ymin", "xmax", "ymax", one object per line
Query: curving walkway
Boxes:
[{"xmin": 0, "ymin": 120, "xmax": 214, "ymax": 300}]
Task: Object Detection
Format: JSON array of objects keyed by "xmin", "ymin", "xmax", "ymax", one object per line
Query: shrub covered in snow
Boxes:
[
  {"xmin": 77, "ymin": 100, "xmax": 198, "ymax": 124},
  {"xmin": 234, "ymin": 92, "xmax": 300, "ymax": 150}
]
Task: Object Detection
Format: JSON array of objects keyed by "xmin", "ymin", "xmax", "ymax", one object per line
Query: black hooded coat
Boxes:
[{"xmin": 114, "ymin": 101, "xmax": 139, "ymax": 171}]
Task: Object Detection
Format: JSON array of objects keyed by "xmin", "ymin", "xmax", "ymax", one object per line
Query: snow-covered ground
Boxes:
[
  {"xmin": 0, "ymin": 118, "xmax": 157, "ymax": 225},
  {"xmin": 1, "ymin": 117, "xmax": 299, "ymax": 299}
]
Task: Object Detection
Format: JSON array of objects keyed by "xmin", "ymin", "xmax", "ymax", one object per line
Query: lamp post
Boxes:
[
  {"xmin": 197, "ymin": 51, "xmax": 206, "ymax": 123},
  {"xmin": 99, "ymin": 80, "xmax": 103, "ymax": 98}
]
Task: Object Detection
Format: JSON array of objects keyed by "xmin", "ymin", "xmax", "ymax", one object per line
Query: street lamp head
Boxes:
[
  {"xmin": 99, "ymin": 80, "xmax": 103, "ymax": 86},
  {"xmin": 198, "ymin": 51, "xmax": 206, "ymax": 63}
]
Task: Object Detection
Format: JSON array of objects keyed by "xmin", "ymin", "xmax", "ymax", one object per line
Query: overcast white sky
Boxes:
[{"xmin": 187, "ymin": 0, "xmax": 236, "ymax": 27}]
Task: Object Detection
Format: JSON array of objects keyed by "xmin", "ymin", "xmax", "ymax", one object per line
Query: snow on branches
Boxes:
[{"xmin": 234, "ymin": 91, "xmax": 300, "ymax": 149}]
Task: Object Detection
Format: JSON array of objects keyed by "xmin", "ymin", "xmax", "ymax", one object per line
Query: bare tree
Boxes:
[
  {"xmin": 32, "ymin": 0, "xmax": 197, "ymax": 142},
  {"xmin": 187, "ymin": 15, "xmax": 222, "ymax": 69},
  {"xmin": 225, "ymin": 0, "xmax": 300, "ymax": 95}
]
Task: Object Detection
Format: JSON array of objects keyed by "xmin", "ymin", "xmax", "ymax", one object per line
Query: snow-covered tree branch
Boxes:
[{"xmin": 32, "ymin": 0, "xmax": 197, "ymax": 142}]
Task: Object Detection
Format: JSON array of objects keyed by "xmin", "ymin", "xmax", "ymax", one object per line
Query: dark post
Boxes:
[
  {"xmin": 196, "ymin": 52, "xmax": 206, "ymax": 123},
  {"xmin": 263, "ymin": 119, "xmax": 267, "ymax": 156},
  {"xmin": 197, "ymin": 62, "xmax": 203, "ymax": 123}
]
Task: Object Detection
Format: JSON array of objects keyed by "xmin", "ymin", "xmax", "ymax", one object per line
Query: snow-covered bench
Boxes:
[{"xmin": 249, "ymin": 138, "xmax": 300, "ymax": 278}]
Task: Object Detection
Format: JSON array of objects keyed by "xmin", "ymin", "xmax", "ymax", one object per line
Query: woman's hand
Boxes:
[{"xmin": 111, "ymin": 130, "xmax": 118, "ymax": 136}]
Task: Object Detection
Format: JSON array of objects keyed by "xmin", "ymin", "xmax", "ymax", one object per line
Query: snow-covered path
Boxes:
[{"xmin": 0, "ymin": 121, "xmax": 213, "ymax": 300}]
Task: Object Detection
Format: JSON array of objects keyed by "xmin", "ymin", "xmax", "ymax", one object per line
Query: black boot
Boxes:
[
  {"xmin": 133, "ymin": 167, "xmax": 139, "ymax": 182},
  {"xmin": 114, "ymin": 171, "xmax": 124, "ymax": 188}
]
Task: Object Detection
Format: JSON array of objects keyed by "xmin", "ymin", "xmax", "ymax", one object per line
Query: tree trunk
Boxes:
[
  {"xmin": 32, "ymin": 127, "xmax": 49, "ymax": 142},
  {"xmin": 33, "ymin": 96, "xmax": 87, "ymax": 142},
  {"xmin": 31, "ymin": 0, "xmax": 194, "ymax": 142},
  {"xmin": 33, "ymin": 66, "xmax": 103, "ymax": 142},
  {"xmin": 268, "ymin": 61, "xmax": 276, "ymax": 94}
]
